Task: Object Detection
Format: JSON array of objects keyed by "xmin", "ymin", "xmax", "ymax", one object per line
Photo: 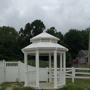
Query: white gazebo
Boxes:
[{"xmin": 22, "ymin": 32, "xmax": 68, "ymax": 89}]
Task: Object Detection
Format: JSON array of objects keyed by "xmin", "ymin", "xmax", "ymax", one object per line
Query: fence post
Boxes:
[
  {"xmin": 46, "ymin": 67, "xmax": 48, "ymax": 82},
  {"xmin": 72, "ymin": 67, "xmax": 75, "ymax": 83},
  {"xmin": 18, "ymin": 61, "xmax": 21, "ymax": 82},
  {"xmin": 3, "ymin": 60, "xmax": 6, "ymax": 82}
]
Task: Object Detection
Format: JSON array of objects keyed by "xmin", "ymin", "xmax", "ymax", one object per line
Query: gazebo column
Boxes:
[
  {"xmin": 60, "ymin": 53, "xmax": 62, "ymax": 71},
  {"xmin": 63, "ymin": 52, "xmax": 66, "ymax": 71},
  {"xmin": 24, "ymin": 53, "xmax": 28, "ymax": 86},
  {"xmin": 63, "ymin": 52, "xmax": 66, "ymax": 85},
  {"xmin": 54, "ymin": 50, "xmax": 57, "ymax": 88},
  {"xmin": 49, "ymin": 53, "xmax": 51, "ymax": 83},
  {"xmin": 36, "ymin": 50, "xmax": 39, "ymax": 88}
]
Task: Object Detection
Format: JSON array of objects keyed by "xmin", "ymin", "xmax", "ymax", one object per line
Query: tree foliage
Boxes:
[
  {"xmin": 0, "ymin": 26, "xmax": 19, "ymax": 60},
  {"xmin": 31, "ymin": 20, "xmax": 45, "ymax": 37},
  {"xmin": 46, "ymin": 27, "xmax": 64, "ymax": 45},
  {"xmin": 18, "ymin": 20, "xmax": 45, "ymax": 48},
  {"xmin": 64, "ymin": 29, "xmax": 89, "ymax": 59}
]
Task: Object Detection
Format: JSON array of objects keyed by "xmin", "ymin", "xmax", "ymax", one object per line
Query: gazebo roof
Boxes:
[
  {"xmin": 22, "ymin": 42, "xmax": 68, "ymax": 51},
  {"xmin": 30, "ymin": 32, "xmax": 59, "ymax": 42},
  {"xmin": 22, "ymin": 32, "xmax": 68, "ymax": 52}
]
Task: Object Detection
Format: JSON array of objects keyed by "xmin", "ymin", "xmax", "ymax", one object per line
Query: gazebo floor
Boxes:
[{"xmin": 28, "ymin": 83, "xmax": 64, "ymax": 90}]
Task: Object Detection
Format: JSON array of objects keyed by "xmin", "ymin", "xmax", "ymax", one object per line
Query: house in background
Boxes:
[{"xmin": 77, "ymin": 50, "xmax": 88, "ymax": 64}]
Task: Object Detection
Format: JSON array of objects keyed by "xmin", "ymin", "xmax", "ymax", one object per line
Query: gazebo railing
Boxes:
[
  {"xmin": 57, "ymin": 71, "xmax": 65, "ymax": 86},
  {"xmin": 26, "ymin": 70, "xmax": 36, "ymax": 87},
  {"xmin": 48, "ymin": 68, "xmax": 65, "ymax": 87}
]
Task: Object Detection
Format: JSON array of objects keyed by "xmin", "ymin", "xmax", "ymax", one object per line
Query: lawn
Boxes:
[
  {"xmin": 78, "ymin": 63, "xmax": 88, "ymax": 68},
  {"xmin": 0, "ymin": 79, "xmax": 90, "ymax": 90},
  {"xmin": 0, "ymin": 82, "xmax": 24, "ymax": 90},
  {"xmin": 66, "ymin": 78, "xmax": 90, "ymax": 90}
]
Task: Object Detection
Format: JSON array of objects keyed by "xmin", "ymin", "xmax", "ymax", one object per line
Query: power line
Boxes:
[{"xmin": 79, "ymin": 18, "xmax": 90, "ymax": 29}]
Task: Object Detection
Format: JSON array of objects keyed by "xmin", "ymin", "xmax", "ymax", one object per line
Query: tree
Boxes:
[
  {"xmin": 66, "ymin": 52, "xmax": 72, "ymax": 67},
  {"xmin": 0, "ymin": 26, "xmax": 19, "ymax": 60},
  {"xmin": 46, "ymin": 27, "xmax": 57, "ymax": 36},
  {"xmin": 46, "ymin": 27, "xmax": 64, "ymax": 45},
  {"xmin": 64, "ymin": 29, "xmax": 89, "ymax": 59},
  {"xmin": 18, "ymin": 20, "xmax": 45, "ymax": 48},
  {"xmin": 80, "ymin": 29, "xmax": 89, "ymax": 49},
  {"xmin": 31, "ymin": 19, "xmax": 45, "ymax": 37},
  {"xmin": 18, "ymin": 23, "xmax": 32, "ymax": 48}
]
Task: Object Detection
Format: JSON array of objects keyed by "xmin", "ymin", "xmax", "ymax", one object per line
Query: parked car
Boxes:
[{"xmin": 72, "ymin": 59, "xmax": 78, "ymax": 63}]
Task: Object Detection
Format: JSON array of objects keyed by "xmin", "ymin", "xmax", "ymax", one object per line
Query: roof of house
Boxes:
[
  {"xmin": 81, "ymin": 50, "xmax": 88, "ymax": 55},
  {"xmin": 77, "ymin": 50, "xmax": 88, "ymax": 58}
]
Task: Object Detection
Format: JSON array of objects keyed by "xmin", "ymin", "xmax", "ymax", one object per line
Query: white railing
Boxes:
[
  {"xmin": 47, "ymin": 68, "xmax": 65, "ymax": 86},
  {"xmin": 66, "ymin": 67, "xmax": 90, "ymax": 82},
  {"xmin": 66, "ymin": 68, "xmax": 72, "ymax": 78},
  {"xmin": 57, "ymin": 71, "xmax": 65, "ymax": 86},
  {"xmin": 26, "ymin": 70, "xmax": 36, "ymax": 87}
]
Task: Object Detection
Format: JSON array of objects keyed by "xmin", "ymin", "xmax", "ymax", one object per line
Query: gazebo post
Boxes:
[
  {"xmin": 36, "ymin": 50, "xmax": 39, "ymax": 88},
  {"xmin": 60, "ymin": 53, "xmax": 62, "ymax": 71},
  {"xmin": 49, "ymin": 53, "xmax": 51, "ymax": 83},
  {"xmin": 24, "ymin": 53, "xmax": 28, "ymax": 86},
  {"xmin": 59, "ymin": 53, "xmax": 63, "ymax": 85},
  {"xmin": 63, "ymin": 52, "xmax": 66, "ymax": 71},
  {"xmin": 54, "ymin": 50, "xmax": 57, "ymax": 88},
  {"xmin": 63, "ymin": 52, "xmax": 66, "ymax": 84}
]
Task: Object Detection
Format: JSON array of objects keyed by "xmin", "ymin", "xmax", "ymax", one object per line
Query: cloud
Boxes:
[{"xmin": 0, "ymin": 0, "xmax": 90, "ymax": 34}]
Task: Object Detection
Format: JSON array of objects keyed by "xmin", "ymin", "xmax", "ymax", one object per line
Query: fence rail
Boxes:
[{"xmin": 66, "ymin": 67, "xmax": 90, "ymax": 82}]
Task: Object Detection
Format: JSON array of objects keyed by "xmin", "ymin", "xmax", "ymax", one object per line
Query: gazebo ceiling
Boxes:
[{"xmin": 22, "ymin": 32, "xmax": 68, "ymax": 53}]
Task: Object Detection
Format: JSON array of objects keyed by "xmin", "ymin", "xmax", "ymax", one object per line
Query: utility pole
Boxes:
[{"xmin": 88, "ymin": 25, "xmax": 90, "ymax": 68}]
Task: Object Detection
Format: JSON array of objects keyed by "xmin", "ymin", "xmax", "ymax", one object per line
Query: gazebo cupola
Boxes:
[
  {"xmin": 30, "ymin": 31, "xmax": 59, "ymax": 43},
  {"xmin": 22, "ymin": 32, "xmax": 68, "ymax": 89}
]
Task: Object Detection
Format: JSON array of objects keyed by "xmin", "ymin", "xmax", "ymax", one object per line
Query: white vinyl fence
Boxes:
[
  {"xmin": 66, "ymin": 67, "xmax": 90, "ymax": 82},
  {"xmin": 0, "ymin": 61, "xmax": 48, "ymax": 84},
  {"xmin": 0, "ymin": 61, "xmax": 90, "ymax": 84}
]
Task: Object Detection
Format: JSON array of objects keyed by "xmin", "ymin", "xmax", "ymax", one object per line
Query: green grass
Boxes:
[
  {"xmin": 0, "ymin": 82, "xmax": 38, "ymax": 90},
  {"xmin": 79, "ymin": 63, "xmax": 88, "ymax": 68},
  {"xmin": 60, "ymin": 83, "xmax": 86, "ymax": 90},
  {"xmin": 0, "ymin": 82, "xmax": 24, "ymax": 90},
  {"xmin": 0, "ymin": 82, "xmax": 11, "ymax": 87},
  {"xmin": 1, "ymin": 79, "xmax": 90, "ymax": 90},
  {"xmin": 66, "ymin": 78, "xmax": 90, "ymax": 90}
]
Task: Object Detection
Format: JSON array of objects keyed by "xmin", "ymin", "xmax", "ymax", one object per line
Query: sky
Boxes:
[{"xmin": 0, "ymin": 0, "xmax": 90, "ymax": 34}]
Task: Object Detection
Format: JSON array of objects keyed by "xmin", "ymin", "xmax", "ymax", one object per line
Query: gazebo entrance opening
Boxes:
[{"xmin": 22, "ymin": 32, "xmax": 68, "ymax": 89}]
